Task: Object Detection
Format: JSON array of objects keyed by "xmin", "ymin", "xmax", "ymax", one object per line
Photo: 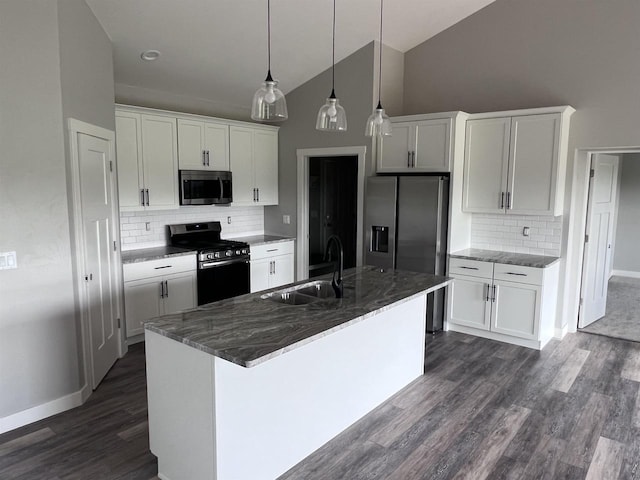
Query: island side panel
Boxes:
[
  {"xmin": 213, "ymin": 294, "xmax": 427, "ymax": 480},
  {"xmin": 145, "ymin": 330, "xmax": 216, "ymax": 480}
]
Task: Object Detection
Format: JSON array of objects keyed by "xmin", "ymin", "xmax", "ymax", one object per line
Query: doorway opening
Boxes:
[
  {"xmin": 308, "ymin": 155, "xmax": 358, "ymax": 277},
  {"xmin": 296, "ymin": 146, "xmax": 366, "ymax": 281},
  {"xmin": 578, "ymin": 152, "xmax": 640, "ymax": 342}
]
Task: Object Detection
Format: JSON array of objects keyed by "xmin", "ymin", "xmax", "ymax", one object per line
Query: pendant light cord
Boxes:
[
  {"xmin": 377, "ymin": 0, "xmax": 384, "ymax": 108},
  {"xmin": 268, "ymin": 0, "xmax": 271, "ymax": 75},
  {"xmin": 331, "ymin": 0, "xmax": 336, "ymax": 96}
]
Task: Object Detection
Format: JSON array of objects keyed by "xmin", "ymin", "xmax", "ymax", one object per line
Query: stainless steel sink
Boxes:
[
  {"xmin": 293, "ymin": 280, "xmax": 336, "ymax": 299},
  {"xmin": 261, "ymin": 280, "xmax": 338, "ymax": 305}
]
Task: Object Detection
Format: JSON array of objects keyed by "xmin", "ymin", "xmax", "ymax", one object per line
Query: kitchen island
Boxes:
[{"xmin": 144, "ymin": 266, "xmax": 451, "ymax": 480}]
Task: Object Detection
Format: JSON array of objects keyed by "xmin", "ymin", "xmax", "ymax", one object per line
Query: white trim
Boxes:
[
  {"xmin": 467, "ymin": 105, "xmax": 575, "ymax": 120},
  {"xmin": 554, "ymin": 324, "xmax": 569, "ymax": 340},
  {"xmin": 0, "ymin": 383, "xmax": 90, "ymax": 434},
  {"xmin": 67, "ymin": 118, "xmax": 126, "ymax": 393},
  {"xmin": 611, "ymin": 269, "xmax": 640, "ymax": 279},
  {"xmin": 564, "ymin": 145, "xmax": 640, "ymax": 334},
  {"xmin": 296, "ymin": 146, "xmax": 366, "ymax": 281}
]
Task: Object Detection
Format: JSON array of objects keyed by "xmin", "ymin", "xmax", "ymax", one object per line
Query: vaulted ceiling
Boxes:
[{"xmin": 86, "ymin": 0, "xmax": 496, "ymax": 111}]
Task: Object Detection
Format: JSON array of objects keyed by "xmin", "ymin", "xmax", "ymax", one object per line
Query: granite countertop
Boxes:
[
  {"xmin": 449, "ymin": 248, "xmax": 560, "ymax": 268},
  {"xmin": 227, "ymin": 234, "xmax": 295, "ymax": 246},
  {"xmin": 121, "ymin": 246, "xmax": 196, "ymax": 264},
  {"xmin": 144, "ymin": 266, "xmax": 451, "ymax": 368}
]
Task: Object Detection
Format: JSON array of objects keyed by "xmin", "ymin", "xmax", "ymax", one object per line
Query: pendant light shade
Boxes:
[
  {"xmin": 365, "ymin": 0, "xmax": 392, "ymax": 137},
  {"xmin": 251, "ymin": 0, "xmax": 288, "ymax": 122},
  {"xmin": 316, "ymin": 0, "xmax": 347, "ymax": 132}
]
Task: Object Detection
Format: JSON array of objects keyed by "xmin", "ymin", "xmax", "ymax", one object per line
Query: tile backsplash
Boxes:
[
  {"xmin": 470, "ymin": 214, "xmax": 562, "ymax": 257},
  {"xmin": 120, "ymin": 206, "xmax": 264, "ymax": 250}
]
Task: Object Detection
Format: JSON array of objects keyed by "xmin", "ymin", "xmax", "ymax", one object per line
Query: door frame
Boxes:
[
  {"xmin": 296, "ymin": 146, "xmax": 366, "ymax": 280},
  {"xmin": 68, "ymin": 118, "xmax": 125, "ymax": 397},
  {"xmin": 564, "ymin": 146, "xmax": 640, "ymax": 333}
]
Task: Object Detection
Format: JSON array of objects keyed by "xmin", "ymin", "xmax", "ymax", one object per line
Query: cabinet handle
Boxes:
[
  {"xmin": 145, "ymin": 189, "xmax": 150, "ymax": 206},
  {"xmin": 273, "ymin": 261, "xmax": 276, "ymax": 275},
  {"xmin": 206, "ymin": 150, "xmax": 210, "ymax": 166},
  {"xmin": 253, "ymin": 188, "xmax": 256, "ymax": 202},
  {"xmin": 485, "ymin": 284, "xmax": 490, "ymax": 302},
  {"xmin": 460, "ymin": 266, "xmax": 479, "ymax": 270},
  {"xmin": 492, "ymin": 285, "xmax": 497, "ymax": 302},
  {"xmin": 407, "ymin": 151, "xmax": 411, "ymax": 168},
  {"xmin": 159, "ymin": 281, "xmax": 165, "ymax": 298},
  {"xmin": 506, "ymin": 272, "xmax": 527, "ymax": 276},
  {"xmin": 141, "ymin": 189, "xmax": 145, "ymax": 206},
  {"xmin": 500, "ymin": 192, "xmax": 505, "ymax": 209},
  {"xmin": 164, "ymin": 280, "xmax": 169, "ymax": 298},
  {"xmin": 202, "ymin": 150, "xmax": 207, "ymax": 166},
  {"xmin": 412, "ymin": 151, "xmax": 416, "ymax": 167},
  {"xmin": 507, "ymin": 192, "xmax": 512, "ymax": 209},
  {"xmin": 257, "ymin": 188, "xmax": 260, "ymax": 202},
  {"xmin": 154, "ymin": 265, "xmax": 172, "ymax": 270}
]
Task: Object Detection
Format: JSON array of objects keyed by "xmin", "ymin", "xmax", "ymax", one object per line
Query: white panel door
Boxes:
[
  {"xmin": 271, "ymin": 255, "xmax": 294, "ymax": 289},
  {"xmin": 230, "ymin": 126, "xmax": 255, "ymax": 205},
  {"xmin": 462, "ymin": 117, "xmax": 511, "ymax": 213},
  {"xmin": 580, "ymin": 154, "xmax": 620, "ymax": 328},
  {"xmin": 163, "ymin": 271, "xmax": 197, "ymax": 315},
  {"xmin": 115, "ymin": 112, "xmax": 144, "ymax": 210},
  {"xmin": 253, "ymin": 130, "xmax": 279, "ymax": 205},
  {"xmin": 378, "ymin": 123, "xmax": 412, "ymax": 172},
  {"xmin": 491, "ymin": 280, "xmax": 540, "ymax": 340},
  {"xmin": 78, "ymin": 133, "xmax": 120, "ymax": 388},
  {"xmin": 449, "ymin": 275, "xmax": 492, "ymax": 331},
  {"xmin": 124, "ymin": 278, "xmax": 162, "ymax": 338},
  {"xmin": 142, "ymin": 114, "xmax": 179, "ymax": 210},
  {"xmin": 177, "ymin": 119, "xmax": 207, "ymax": 170},
  {"xmin": 414, "ymin": 119, "xmax": 451, "ymax": 172},
  {"xmin": 507, "ymin": 114, "xmax": 560, "ymax": 215}
]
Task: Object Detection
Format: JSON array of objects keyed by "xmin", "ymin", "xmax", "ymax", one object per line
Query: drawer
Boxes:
[
  {"xmin": 251, "ymin": 240, "xmax": 294, "ymax": 260},
  {"xmin": 123, "ymin": 254, "xmax": 196, "ymax": 282},
  {"xmin": 493, "ymin": 263, "xmax": 543, "ymax": 286},
  {"xmin": 448, "ymin": 258, "xmax": 493, "ymax": 279}
]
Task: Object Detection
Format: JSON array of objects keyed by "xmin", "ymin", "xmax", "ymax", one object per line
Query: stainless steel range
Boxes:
[{"xmin": 168, "ymin": 222, "xmax": 250, "ymax": 305}]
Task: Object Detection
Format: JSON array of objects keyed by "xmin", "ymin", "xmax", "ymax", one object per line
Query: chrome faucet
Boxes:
[{"xmin": 324, "ymin": 235, "xmax": 344, "ymax": 298}]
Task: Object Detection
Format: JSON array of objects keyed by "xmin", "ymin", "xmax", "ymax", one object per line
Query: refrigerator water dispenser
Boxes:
[{"xmin": 370, "ymin": 226, "xmax": 389, "ymax": 253}]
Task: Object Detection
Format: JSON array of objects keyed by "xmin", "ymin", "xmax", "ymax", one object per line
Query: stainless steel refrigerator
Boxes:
[{"xmin": 365, "ymin": 175, "xmax": 449, "ymax": 332}]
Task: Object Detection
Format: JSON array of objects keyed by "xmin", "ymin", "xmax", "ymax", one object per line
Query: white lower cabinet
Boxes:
[
  {"xmin": 250, "ymin": 240, "xmax": 295, "ymax": 293},
  {"xmin": 448, "ymin": 257, "xmax": 558, "ymax": 349},
  {"xmin": 123, "ymin": 255, "xmax": 197, "ymax": 339}
]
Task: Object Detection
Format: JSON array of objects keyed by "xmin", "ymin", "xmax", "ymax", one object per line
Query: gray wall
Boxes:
[
  {"xmin": 264, "ymin": 42, "xmax": 376, "ymax": 238},
  {"xmin": 403, "ymin": 0, "xmax": 640, "ymax": 328},
  {"xmin": 0, "ymin": 0, "xmax": 114, "ymax": 419},
  {"xmin": 613, "ymin": 154, "xmax": 640, "ymax": 273}
]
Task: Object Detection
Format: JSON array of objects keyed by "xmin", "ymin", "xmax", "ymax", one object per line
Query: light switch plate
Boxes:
[
  {"xmin": 283, "ymin": 215, "xmax": 291, "ymax": 225},
  {"xmin": 0, "ymin": 251, "xmax": 17, "ymax": 270}
]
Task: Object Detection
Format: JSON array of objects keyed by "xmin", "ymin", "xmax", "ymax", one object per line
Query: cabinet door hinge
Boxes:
[{"xmin": 590, "ymin": 168, "xmax": 594, "ymax": 178}]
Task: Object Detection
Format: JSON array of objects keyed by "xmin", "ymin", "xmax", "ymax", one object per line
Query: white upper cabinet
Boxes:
[
  {"xmin": 462, "ymin": 106, "xmax": 574, "ymax": 216},
  {"xmin": 177, "ymin": 118, "xmax": 229, "ymax": 171},
  {"xmin": 378, "ymin": 116, "xmax": 453, "ymax": 173},
  {"xmin": 230, "ymin": 126, "xmax": 278, "ymax": 206},
  {"xmin": 115, "ymin": 108, "xmax": 179, "ymax": 211}
]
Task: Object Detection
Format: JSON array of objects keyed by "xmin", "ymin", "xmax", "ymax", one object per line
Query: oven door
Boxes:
[
  {"xmin": 197, "ymin": 257, "xmax": 250, "ymax": 305},
  {"xmin": 180, "ymin": 170, "xmax": 232, "ymax": 205}
]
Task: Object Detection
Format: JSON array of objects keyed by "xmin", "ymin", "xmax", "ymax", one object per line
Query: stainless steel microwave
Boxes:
[{"xmin": 179, "ymin": 170, "xmax": 232, "ymax": 205}]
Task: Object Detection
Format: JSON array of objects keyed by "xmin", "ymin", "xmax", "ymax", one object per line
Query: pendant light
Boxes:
[
  {"xmin": 251, "ymin": 0, "xmax": 288, "ymax": 122},
  {"xmin": 316, "ymin": 0, "xmax": 347, "ymax": 132},
  {"xmin": 364, "ymin": 0, "xmax": 392, "ymax": 137}
]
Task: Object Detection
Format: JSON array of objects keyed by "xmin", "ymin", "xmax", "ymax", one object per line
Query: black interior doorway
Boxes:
[{"xmin": 308, "ymin": 155, "xmax": 358, "ymax": 278}]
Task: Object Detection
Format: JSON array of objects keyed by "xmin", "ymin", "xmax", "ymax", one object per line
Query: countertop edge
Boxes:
[
  {"xmin": 121, "ymin": 247, "xmax": 197, "ymax": 264},
  {"xmin": 449, "ymin": 250, "xmax": 560, "ymax": 268}
]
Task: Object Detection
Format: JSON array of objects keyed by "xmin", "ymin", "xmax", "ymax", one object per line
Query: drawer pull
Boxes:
[
  {"xmin": 266, "ymin": 248, "xmax": 278, "ymax": 252},
  {"xmin": 459, "ymin": 266, "xmax": 479, "ymax": 270},
  {"xmin": 506, "ymin": 272, "xmax": 527, "ymax": 276},
  {"xmin": 154, "ymin": 265, "xmax": 172, "ymax": 270}
]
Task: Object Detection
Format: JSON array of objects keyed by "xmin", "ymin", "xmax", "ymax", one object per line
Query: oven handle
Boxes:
[{"xmin": 199, "ymin": 258, "xmax": 250, "ymax": 269}]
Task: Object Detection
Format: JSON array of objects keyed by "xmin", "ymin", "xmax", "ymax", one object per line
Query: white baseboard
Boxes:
[
  {"xmin": 0, "ymin": 384, "xmax": 91, "ymax": 434},
  {"xmin": 554, "ymin": 324, "xmax": 569, "ymax": 339},
  {"xmin": 611, "ymin": 269, "xmax": 640, "ymax": 279}
]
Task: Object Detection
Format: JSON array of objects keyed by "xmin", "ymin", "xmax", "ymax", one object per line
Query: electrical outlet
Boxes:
[
  {"xmin": 145, "ymin": 222, "xmax": 151, "ymax": 231},
  {"xmin": 227, "ymin": 216, "xmax": 232, "ymax": 224},
  {"xmin": 0, "ymin": 251, "xmax": 17, "ymax": 270},
  {"xmin": 523, "ymin": 226, "xmax": 530, "ymax": 237},
  {"xmin": 283, "ymin": 215, "xmax": 291, "ymax": 225}
]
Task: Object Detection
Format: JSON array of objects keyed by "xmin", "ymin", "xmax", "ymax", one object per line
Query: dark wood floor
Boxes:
[{"xmin": 2, "ymin": 331, "xmax": 639, "ymax": 479}]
